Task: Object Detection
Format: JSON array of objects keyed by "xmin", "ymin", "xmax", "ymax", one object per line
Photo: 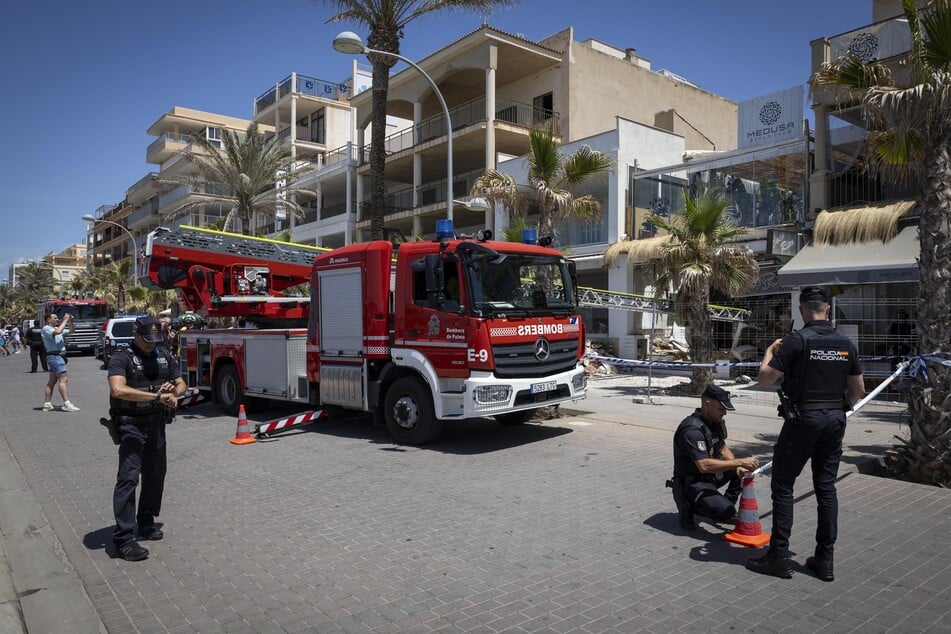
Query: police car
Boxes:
[{"xmin": 98, "ymin": 314, "xmax": 146, "ymax": 366}]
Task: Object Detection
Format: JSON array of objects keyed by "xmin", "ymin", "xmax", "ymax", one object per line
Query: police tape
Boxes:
[
  {"xmin": 583, "ymin": 355, "xmax": 759, "ymax": 369},
  {"xmin": 583, "ymin": 352, "xmax": 945, "ymax": 371}
]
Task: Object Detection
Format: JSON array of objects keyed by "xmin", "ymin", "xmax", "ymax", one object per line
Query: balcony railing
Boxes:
[
  {"xmin": 323, "ymin": 143, "xmax": 358, "ymax": 168},
  {"xmin": 255, "ymin": 73, "xmax": 353, "ymax": 114},
  {"xmin": 360, "ymin": 97, "xmax": 561, "ymax": 165},
  {"xmin": 146, "ymin": 132, "xmax": 192, "ymax": 156},
  {"xmin": 125, "ymin": 172, "xmax": 157, "ymax": 197},
  {"xmin": 828, "ymin": 15, "xmax": 911, "ymax": 63}
]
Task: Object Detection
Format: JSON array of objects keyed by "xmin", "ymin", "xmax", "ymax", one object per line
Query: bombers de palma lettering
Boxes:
[{"xmin": 517, "ymin": 323, "xmax": 564, "ymax": 336}]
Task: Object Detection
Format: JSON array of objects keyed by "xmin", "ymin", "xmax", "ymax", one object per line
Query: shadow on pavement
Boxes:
[
  {"xmin": 250, "ymin": 408, "xmax": 574, "ymax": 455},
  {"xmin": 82, "ymin": 526, "xmax": 114, "ymax": 553}
]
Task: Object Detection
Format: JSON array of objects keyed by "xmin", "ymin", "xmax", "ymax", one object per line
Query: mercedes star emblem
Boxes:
[{"xmin": 534, "ymin": 338, "xmax": 551, "ymax": 361}]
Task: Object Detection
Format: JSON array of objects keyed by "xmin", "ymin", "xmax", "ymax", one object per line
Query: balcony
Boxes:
[
  {"xmin": 813, "ymin": 15, "xmax": 912, "ymax": 107},
  {"xmin": 254, "ymin": 73, "xmax": 353, "ymax": 115},
  {"xmin": 146, "ymin": 132, "xmax": 193, "ymax": 164},
  {"xmin": 360, "ymin": 97, "xmax": 561, "ymax": 165},
  {"xmin": 827, "ymin": 16, "xmax": 911, "ymax": 63}
]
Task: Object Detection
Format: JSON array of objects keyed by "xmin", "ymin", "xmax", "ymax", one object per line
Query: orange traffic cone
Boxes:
[
  {"xmin": 230, "ymin": 404, "xmax": 256, "ymax": 445},
  {"xmin": 724, "ymin": 473, "xmax": 770, "ymax": 548}
]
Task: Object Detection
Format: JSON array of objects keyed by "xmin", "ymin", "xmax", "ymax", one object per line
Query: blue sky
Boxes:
[{"xmin": 0, "ymin": 0, "xmax": 869, "ymax": 280}]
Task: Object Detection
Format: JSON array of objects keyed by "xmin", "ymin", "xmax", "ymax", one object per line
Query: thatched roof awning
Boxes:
[
  {"xmin": 778, "ymin": 225, "xmax": 918, "ymax": 286},
  {"xmin": 813, "ymin": 201, "xmax": 916, "ymax": 245}
]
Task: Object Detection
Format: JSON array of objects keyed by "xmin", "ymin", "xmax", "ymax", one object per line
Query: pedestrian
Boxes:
[
  {"xmin": 746, "ymin": 286, "xmax": 865, "ymax": 582},
  {"xmin": 11, "ymin": 325, "xmax": 22, "ymax": 353},
  {"xmin": 107, "ymin": 316, "xmax": 186, "ymax": 562},
  {"xmin": 28, "ymin": 323, "xmax": 48, "ymax": 372},
  {"xmin": 41, "ymin": 312, "xmax": 79, "ymax": 412},
  {"xmin": 667, "ymin": 384, "xmax": 759, "ymax": 530},
  {"xmin": 0, "ymin": 330, "xmax": 9, "ymax": 356}
]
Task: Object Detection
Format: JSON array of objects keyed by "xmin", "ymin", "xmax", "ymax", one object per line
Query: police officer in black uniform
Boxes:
[
  {"xmin": 27, "ymin": 323, "xmax": 48, "ymax": 372},
  {"xmin": 747, "ymin": 286, "xmax": 864, "ymax": 581},
  {"xmin": 668, "ymin": 384, "xmax": 760, "ymax": 530},
  {"xmin": 107, "ymin": 316, "xmax": 186, "ymax": 562}
]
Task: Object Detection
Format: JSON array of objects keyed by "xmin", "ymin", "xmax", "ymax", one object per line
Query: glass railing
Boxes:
[
  {"xmin": 256, "ymin": 73, "xmax": 353, "ymax": 114},
  {"xmin": 360, "ymin": 97, "xmax": 561, "ymax": 164},
  {"xmin": 146, "ymin": 132, "xmax": 192, "ymax": 156},
  {"xmin": 828, "ymin": 15, "xmax": 911, "ymax": 63},
  {"xmin": 125, "ymin": 172, "xmax": 157, "ymax": 197}
]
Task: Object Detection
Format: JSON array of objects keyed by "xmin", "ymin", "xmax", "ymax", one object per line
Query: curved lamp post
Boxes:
[
  {"xmin": 334, "ymin": 30, "xmax": 467, "ymax": 222},
  {"xmin": 81, "ymin": 214, "xmax": 138, "ymax": 287}
]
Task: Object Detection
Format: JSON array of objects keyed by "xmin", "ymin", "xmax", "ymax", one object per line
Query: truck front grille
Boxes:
[{"xmin": 492, "ymin": 337, "xmax": 579, "ymax": 378}]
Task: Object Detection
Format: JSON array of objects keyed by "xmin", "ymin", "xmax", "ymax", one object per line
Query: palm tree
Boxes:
[
  {"xmin": 320, "ymin": 0, "xmax": 514, "ymax": 240},
  {"xmin": 812, "ymin": 0, "xmax": 951, "ymax": 485},
  {"xmin": 88, "ymin": 262, "xmax": 134, "ymax": 312},
  {"xmin": 472, "ymin": 128, "xmax": 613, "ymax": 243},
  {"xmin": 15, "ymin": 262, "xmax": 55, "ymax": 300},
  {"xmin": 605, "ymin": 189, "xmax": 758, "ymax": 393},
  {"xmin": 178, "ymin": 123, "xmax": 315, "ymax": 235}
]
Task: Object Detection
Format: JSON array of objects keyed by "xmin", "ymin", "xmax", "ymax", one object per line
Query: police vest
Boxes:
[
  {"xmin": 783, "ymin": 324, "xmax": 853, "ymax": 410},
  {"xmin": 673, "ymin": 414, "xmax": 725, "ymax": 479},
  {"xmin": 109, "ymin": 347, "xmax": 176, "ymax": 415}
]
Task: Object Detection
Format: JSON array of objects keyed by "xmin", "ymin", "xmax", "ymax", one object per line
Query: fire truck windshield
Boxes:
[
  {"xmin": 45, "ymin": 303, "xmax": 109, "ymax": 321},
  {"xmin": 467, "ymin": 253, "xmax": 575, "ymax": 317}
]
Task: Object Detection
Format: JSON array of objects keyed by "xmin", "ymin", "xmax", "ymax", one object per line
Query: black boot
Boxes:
[
  {"xmin": 666, "ymin": 479, "xmax": 696, "ymax": 530},
  {"xmin": 746, "ymin": 554, "xmax": 793, "ymax": 579}
]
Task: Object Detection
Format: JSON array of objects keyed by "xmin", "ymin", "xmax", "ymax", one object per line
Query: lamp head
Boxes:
[
  {"xmin": 81, "ymin": 214, "xmax": 95, "ymax": 222},
  {"xmin": 333, "ymin": 31, "xmax": 367, "ymax": 55}
]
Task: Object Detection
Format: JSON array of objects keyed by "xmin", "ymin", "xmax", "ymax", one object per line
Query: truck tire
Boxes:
[
  {"xmin": 214, "ymin": 364, "xmax": 245, "ymax": 417},
  {"xmin": 494, "ymin": 409, "xmax": 537, "ymax": 425},
  {"xmin": 383, "ymin": 377, "xmax": 443, "ymax": 445}
]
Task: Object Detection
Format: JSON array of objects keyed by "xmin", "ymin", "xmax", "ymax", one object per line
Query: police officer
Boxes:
[
  {"xmin": 746, "ymin": 286, "xmax": 864, "ymax": 581},
  {"xmin": 27, "ymin": 323, "xmax": 48, "ymax": 372},
  {"xmin": 668, "ymin": 384, "xmax": 759, "ymax": 530},
  {"xmin": 107, "ymin": 316, "xmax": 186, "ymax": 562}
]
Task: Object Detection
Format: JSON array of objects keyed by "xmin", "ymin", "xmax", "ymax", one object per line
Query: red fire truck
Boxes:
[
  {"xmin": 142, "ymin": 223, "xmax": 587, "ymax": 444},
  {"xmin": 36, "ymin": 298, "xmax": 110, "ymax": 354}
]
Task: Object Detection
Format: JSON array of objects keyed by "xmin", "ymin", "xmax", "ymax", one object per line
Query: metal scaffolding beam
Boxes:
[{"xmin": 577, "ymin": 287, "xmax": 748, "ymax": 323}]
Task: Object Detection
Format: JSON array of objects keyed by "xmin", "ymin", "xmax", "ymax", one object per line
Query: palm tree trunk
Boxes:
[
  {"xmin": 368, "ymin": 60, "xmax": 389, "ymax": 242},
  {"xmin": 685, "ymin": 290, "xmax": 715, "ymax": 393},
  {"xmin": 898, "ymin": 138, "xmax": 951, "ymax": 485}
]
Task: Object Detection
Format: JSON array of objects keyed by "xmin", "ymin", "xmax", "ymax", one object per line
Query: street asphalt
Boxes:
[{"xmin": 0, "ymin": 354, "xmax": 949, "ymax": 633}]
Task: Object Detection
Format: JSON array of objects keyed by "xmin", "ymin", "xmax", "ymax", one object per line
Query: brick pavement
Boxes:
[{"xmin": 0, "ymin": 356, "xmax": 949, "ymax": 633}]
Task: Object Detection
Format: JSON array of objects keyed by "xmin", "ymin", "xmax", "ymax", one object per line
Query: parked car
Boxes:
[{"xmin": 100, "ymin": 315, "xmax": 146, "ymax": 366}]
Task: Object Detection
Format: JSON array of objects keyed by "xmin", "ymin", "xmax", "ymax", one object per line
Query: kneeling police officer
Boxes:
[
  {"xmin": 668, "ymin": 385, "xmax": 759, "ymax": 530},
  {"xmin": 107, "ymin": 316, "xmax": 186, "ymax": 562}
]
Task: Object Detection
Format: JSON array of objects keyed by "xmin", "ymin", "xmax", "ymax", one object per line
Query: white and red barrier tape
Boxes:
[{"xmin": 253, "ymin": 409, "xmax": 327, "ymax": 438}]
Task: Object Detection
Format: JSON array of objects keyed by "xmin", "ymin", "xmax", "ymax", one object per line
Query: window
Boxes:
[
  {"xmin": 205, "ymin": 127, "xmax": 222, "ymax": 149},
  {"xmin": 311, "ymin": 109, "xmax": 326, "ymax": 144},
  {"xmin": 533, "ymin": 92, "xmax": 553, "ymax": 125}
]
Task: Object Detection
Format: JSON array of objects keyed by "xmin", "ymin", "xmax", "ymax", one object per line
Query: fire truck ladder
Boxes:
[
  {"xmin": 147, "ymin": 225, "xmax": 328, "ymax": 269},
  {"xmin": 577, "ymin": 287, "xmax": 749, "ymax": 323}
]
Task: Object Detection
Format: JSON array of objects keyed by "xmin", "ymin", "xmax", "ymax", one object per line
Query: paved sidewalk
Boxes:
[{"xmin": 0, "ymin": 359, "xmax": 948, "ymax": 633}]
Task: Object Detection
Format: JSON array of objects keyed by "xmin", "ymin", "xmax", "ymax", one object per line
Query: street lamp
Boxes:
[
  {"xmin": 334, "ymin": 31, "xmax": 462, "ymax": 221},
  {"xmin": 81, "ymin": 214, "xmax": 139, "ymax": 287}
]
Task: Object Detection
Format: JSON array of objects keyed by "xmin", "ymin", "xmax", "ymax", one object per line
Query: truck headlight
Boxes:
[
  {"xmin": 474, "ymin": 385, "xmax": 512, "ymax": 404},
  {"xmin": 572, "ymin": 372, "xmax": 587, "ymax": 392}
]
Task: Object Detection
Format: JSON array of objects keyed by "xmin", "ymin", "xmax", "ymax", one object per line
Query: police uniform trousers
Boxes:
[
  {"xmin": 30, "ymin": 344, "xmax": 47, "ymax": 372},
  {"xmin": 112, "ymin": 414, "xmax": 167, "ymax": 548},
  {"xmin": 768, "ymin": 409, "xmax": 846, "ymax": 560},
  {"xmin": 687, "ymin": 469, "xmax": 742, "ymax": 521}
]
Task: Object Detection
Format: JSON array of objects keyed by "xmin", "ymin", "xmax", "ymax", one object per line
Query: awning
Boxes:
[{"xmin": 778, "ymin": 225, "xmax": 919, "ymax": 286}]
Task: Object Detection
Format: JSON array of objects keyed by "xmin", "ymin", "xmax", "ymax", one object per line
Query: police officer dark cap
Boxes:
[
  {"xmin": 135, "ymin": 316, "xmax": 165, "ymax": 344},
  {"xmin": 799, "ymin": 286, "xmax": 830, "ymax": 304},
  {"xmin": 702, "ymin": 384, "xmax": 735, "ymax": 411}
]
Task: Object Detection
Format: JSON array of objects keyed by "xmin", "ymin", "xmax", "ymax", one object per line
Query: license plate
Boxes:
[{"xmin": 530, "ymin": 381, "xmax": 557, "ymax": 394}]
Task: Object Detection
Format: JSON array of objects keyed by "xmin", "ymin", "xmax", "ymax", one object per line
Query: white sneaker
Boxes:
[
  {"xmin": 61, "ymin": 402, "xmax": 80, "ymax": 412},
  {"xmin": 42, "ymin": 403, "xmax": 54, "ymax": 412}
]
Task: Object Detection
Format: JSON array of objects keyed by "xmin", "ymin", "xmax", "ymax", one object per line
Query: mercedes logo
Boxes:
[{"xmin": 534, "ymin": 338, "xmax": 551, "ymax": 362}]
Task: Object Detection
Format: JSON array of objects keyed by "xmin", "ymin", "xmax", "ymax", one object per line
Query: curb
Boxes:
[{"xmin": 0, "ymin": 432, "xmax": 104, "ymax": 634}]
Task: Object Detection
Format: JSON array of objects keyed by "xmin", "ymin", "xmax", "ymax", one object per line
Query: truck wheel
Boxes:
[
  {"xmin": 383, "ymin": 377, "xmax": 443, "ymax": 445},
  {"xmin": 214, "ymin": 364, "xmax": 244, "ymax": 417},
  {"xmin": 494, "ymin": 409, "xmax": 537, "ymax": 425}
]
